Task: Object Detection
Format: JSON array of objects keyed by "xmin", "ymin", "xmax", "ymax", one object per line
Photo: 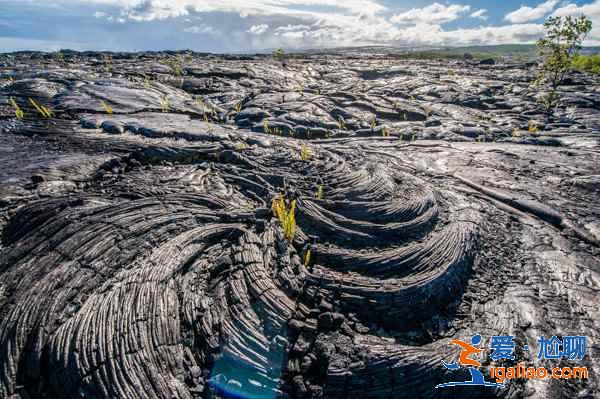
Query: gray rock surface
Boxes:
[{"xmin": 0, "ymin": 51, "xmax": 599, "ymax": 399}]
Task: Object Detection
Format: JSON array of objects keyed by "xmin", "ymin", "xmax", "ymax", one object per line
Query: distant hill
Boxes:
[
  {"xmin": 3, "ymin": 44, "xmax": 599, "ymax": 58},
  {"xmin": 295, "ymin": 44, "xmax": 600, "ymax": 60}
]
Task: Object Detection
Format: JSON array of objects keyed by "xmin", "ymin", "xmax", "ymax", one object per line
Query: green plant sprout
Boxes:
[
  {"xmin": 8, "ymin": 98, "xmax": 24, "ymax": 119},
  {"xmin": 28, "ymin": 98, "xmax": 53, "ymax": 118},
  {"xmin": 164, "ymin": 56, "xmax": 184, "ymax": 76},
  {"xmin": 234, "ymin": 102, "xmax": 242, "ymax": 113},
  {"xmin": 160, "ymin": 96, "xmax": 170, "ymax": 113},
  {"xmin": 101, "ymin": 101, "xmax": 113, "ymax": 114},
  {"xmin": 303, "ymin": 249, "xmax": 312, "ymax": 266},
  {"xmin": 316, "ymin": 185, "xmax": 324, "ymax": 199},
  {"xmin": 272, "ymin": 195, "xmax": 296, "ymax": 241},
  {"xmin": 300, "ymin": 144, "xmax": 312, "ymax": 161},
  {"xmin": 381, "ymin": 126, "xmax": 390, "ymax": 137},
  {"xmin": 370, "ymin": 117, "xmax": 377, "ymax": 131},
  {"xmin": 263, "ymin": 120, "xmax": 272, "ymax": 134},
  {"xmin": 103, "ymin": 54, "xmax": 112, "ymax": 72},
  {"xmin": 528, "ymin": 120, "xmax": 539, "ymax": 133},
  {"xmin": 235, "ymin": 142, "xmax": 247, "ymax": 151},
  {"xmin": 337, "ymin": 116, "xmax": 346, "ymax": 130}
]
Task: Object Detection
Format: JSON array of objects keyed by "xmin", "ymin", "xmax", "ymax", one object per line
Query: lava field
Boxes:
[{"xmin": 0, "ymin": 51, "xmax": 599, "ymax": 399}]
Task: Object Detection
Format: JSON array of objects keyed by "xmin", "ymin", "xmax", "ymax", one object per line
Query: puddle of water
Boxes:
[{"xmin": 208, "ymin": 302, "xmax": 288, "ymax": 399}]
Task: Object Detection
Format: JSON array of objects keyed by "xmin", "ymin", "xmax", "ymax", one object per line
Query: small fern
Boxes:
[
  {"xmin": 263, "ymin": 120, "xmax": 271, "ymax": 134},
  {"xmin": 303, "ymin": 249, "xmax": 311, "ymax": 266},
  {"xmin": 28, "ymin": 98, "xmax": 53, "ymax": 118},
  {"xmin": 315, "ymin": 185, "xmax": 324, "ymax": 199},
  {"xmin": 8, "ymin": 98, "xmax": 24, "ymax": 119},
  {"xmin": 103, "ymin": 54, "xmax": 112, "ymax": 72},
  {"xmin": 164, "ymin": 56, "xmax": 184, "ymax": 76},
  {"xmin": 300, "ymin": 144, "xmax": 312, "ymax": 161},
  {"xmin": 272, "ymin": 195, "xmax": 296, "ymax": 241},
  {"xmin": 235, "ymin": 142, "xmax": 247, "ymax": 151},
  {"xmin": 160, "ymin": 96, "xmax": 170, "ymax": 113},
  {"xmin": 101, "ymin": 100, "xmax": 113, "ymax": 114},
  {"xmin": 528, "ymin": 120, "xmax": 538, "ymax": 133},
  {"xmin": 370, "ymin": 117, "xmax": 377, "ymax": 131}
]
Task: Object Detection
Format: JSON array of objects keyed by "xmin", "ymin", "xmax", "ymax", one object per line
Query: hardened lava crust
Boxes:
[{"xmin": 0, "ymin": 51, "xmax": 599, "ymax": 399}]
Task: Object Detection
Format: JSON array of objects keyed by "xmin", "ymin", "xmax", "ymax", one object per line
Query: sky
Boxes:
[{"xmin": 0, "ymin": 0, "xmax": 599, "ymax": 52}]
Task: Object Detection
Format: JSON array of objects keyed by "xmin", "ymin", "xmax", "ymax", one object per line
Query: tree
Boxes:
[
  {"xmin": 536, "ymin": 15, "xmax": 592, "ymax": 111},
  {"xmin": 273, "ymin": 48, "xmax": 285, "ymax": 62}
]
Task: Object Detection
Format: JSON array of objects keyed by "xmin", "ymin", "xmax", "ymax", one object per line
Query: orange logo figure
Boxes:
[
  {"xmin": 436, "ymin": 334, "xmax": 504, "ymax": 389},
  {"xmin": 450, "ymin": 338, "xmax": 485, "ymax": 367}
]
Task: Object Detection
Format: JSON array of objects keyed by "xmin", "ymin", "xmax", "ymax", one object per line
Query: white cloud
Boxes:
[
  {"xmin": 553, "ymin": 1, "xmax": 600, "ymax": 45},
  {"xmin": 435, "ymin": 23, "xmax": 544, "ymax": 45},
  {"xmin": 391, "ymin": 3, "xmax": 471, "ymax": 25},
  {"xmin": 553, "ymin": 0, "xmax": 600, "ymax": 19},
  {"xmin": 13, "ymin": 0, "xmax": 600, "ymax": 51},
  {"xmin": 258, "ymin": 17, "xmax": 545, "ymax": 49},
  {"xmin": 184, "ymin": 25, "xmax": 220, "ymax": 36},
  {"xmin": 77, "ymin": 0, "xmax": 387, "ymax": 21},
  {"xmin": 247, "ymin": 24, "xmax": 269, "ymax": 35},
  {"xmin": 275, "ymin": 24, "xmax": 312, "ymax": 32},
  {"xmin": 505, "ymin": 0, "xmax": 558, "ymax": 23},
  {"xmin": 470, "ymin": 9, "xmax": 487, "ymax": 20}
]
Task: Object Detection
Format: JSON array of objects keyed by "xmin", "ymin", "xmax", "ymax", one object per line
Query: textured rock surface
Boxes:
[{"xmin": 0, "ymin": 51, "xmax": 599, "ymax": 399}]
